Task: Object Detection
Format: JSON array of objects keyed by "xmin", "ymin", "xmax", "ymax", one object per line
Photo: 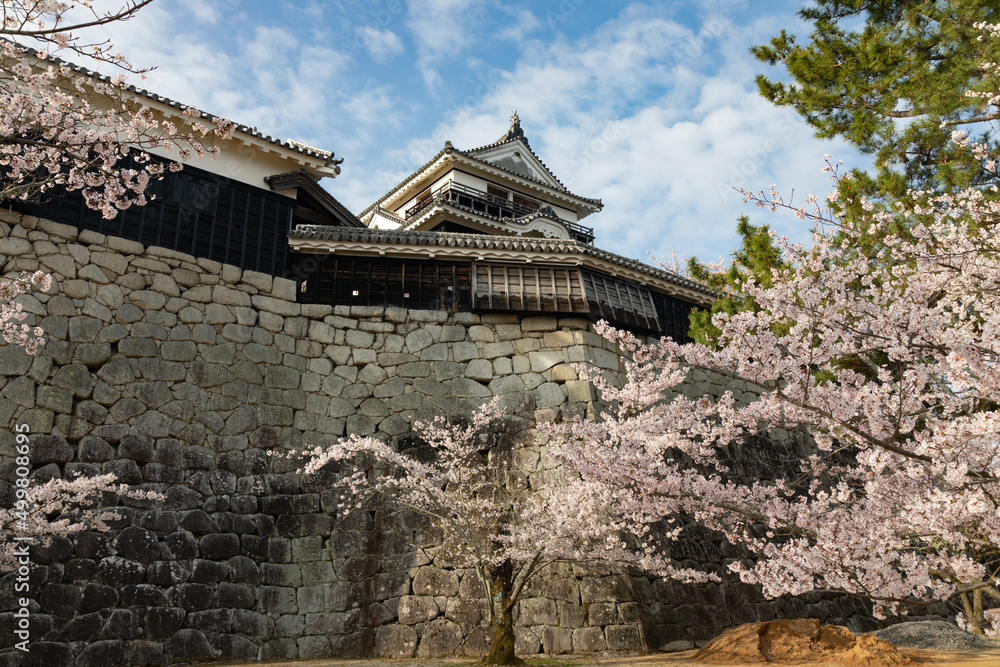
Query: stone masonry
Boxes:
[{"xmin": 0, "ymin": 210, "xmax": 897, "ymax": 666}]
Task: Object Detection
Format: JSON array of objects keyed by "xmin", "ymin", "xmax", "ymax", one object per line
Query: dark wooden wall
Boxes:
[
  {"xmin": 14, "ymin": 161, "xmax": 295, "ymax": 277},
  {"xmin": 295, "ymin": 254, "xmax": 694, "ymax": 343}
]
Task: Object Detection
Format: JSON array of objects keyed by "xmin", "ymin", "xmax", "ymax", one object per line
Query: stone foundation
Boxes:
[{"xmin": 0, "ymin": 211, "xmax": 911, "ymax": 666}]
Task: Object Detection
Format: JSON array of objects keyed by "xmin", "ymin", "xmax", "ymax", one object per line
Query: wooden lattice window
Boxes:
[
  {"xmin": 652, "ymin": 292, "xmax": 694, "ymax": 344},
  {"xmin": 580, "ymin": 270, "xmax": 661, "ymax": 334},
  {"xmin": 297, "ymin": 256, "xmax": 472, "ymax": 311},
  {"xmin": 472, "ymin": 264, "xmax": 588, "ymax": 313}
]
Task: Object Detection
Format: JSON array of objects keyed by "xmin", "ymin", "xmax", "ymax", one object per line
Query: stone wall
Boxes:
[{"xmin": 0, "ymin": 210, "xmax": 893, "ymax": 667}]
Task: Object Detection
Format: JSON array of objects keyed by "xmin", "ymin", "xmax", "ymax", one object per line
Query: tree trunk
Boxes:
[
  {"xmin": 481, "ymin": 560, "xmax": 525, "ymax": 666},
  {"xmin": 972, "ymin": 587, "xmax": 984, "ymax": 635}
]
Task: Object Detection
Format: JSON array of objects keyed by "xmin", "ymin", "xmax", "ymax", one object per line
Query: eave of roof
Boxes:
[
  {"xmin": 464, "ymin": 137, "xmax": 569, "ymax": 192},
  {"xmin": 358, "ymin": 145, "xmax": 602, "ymax": 222},
  {"xmin": 13, "ymin": 41, "xmax": 342, "ymax": 167},
  {"xmin": 462, "ymin": 112, "xmax": 575, "ymax": 194},
  {"xmin": 265, "ymin": 171, "xmax": 365, "ymax": 227},
  {"xmin": 457, "ymin": 148, "xmax": 600, "ymax": 206},
  {"xmin": 401, "ymin": 200, "xmax": 573, "ymax": 239},
  {"xmin": 289, "ymin": 225, "xmax": 715, "ymax": 304},
  {"xmin": 371, "ymin": 206, "xmax": 407, "ymax": 226},
  {"xmin": 358, "ymin": 144, "xmax": 450, "ymax": 221}
]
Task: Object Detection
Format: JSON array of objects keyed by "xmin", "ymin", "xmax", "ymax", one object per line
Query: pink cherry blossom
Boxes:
[
  {"xmin": 293, "ymin": 396, "xmax": 714, "ymax": 663},
  {"xmin": 545, "ymin": 49, "xmax": 1000, "ymax": 632},
  {"xmin": 0, "ymin": 1, "xmax": 233, "ymax": 218},
  {"xmin": 0, "ymin": 271, "xmax": 163, "ymax": 570}
]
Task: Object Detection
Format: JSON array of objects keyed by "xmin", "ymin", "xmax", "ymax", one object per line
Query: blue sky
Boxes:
[{"xmin": 90, "ymin": 0, "xmax": 864, "ymax": 267}]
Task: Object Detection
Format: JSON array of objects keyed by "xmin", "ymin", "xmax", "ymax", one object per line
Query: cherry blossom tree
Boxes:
[
  {"xmin": 0, "ymin": 269, "xmax": 47, "ymax": 352},
  {"xmin": 0, "ymin": 270, "xmax": 159, "ymax": 570},
  {"xmin": 0, "ymin": 471, "xmax": 160, "ymax": 571},
  {"xmin": 294, "ymin": 397, "xmax": 712, "ymax": 665},
  {"xmin": 0, "ymin": 0, "xmax": 233, "ymax": 218},
  {"xmin": 546, "ymin": 91, "xmax": 1000, "ymax": 638}
]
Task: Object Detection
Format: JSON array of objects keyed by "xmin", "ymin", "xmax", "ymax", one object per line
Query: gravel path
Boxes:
[
  {"xmin": 874, "ymin": 620, "xmax": 999, "ymax": 650},
  {"xmin": 211, "ymin": 621, "xmax": 1000, "ymax": 667}
]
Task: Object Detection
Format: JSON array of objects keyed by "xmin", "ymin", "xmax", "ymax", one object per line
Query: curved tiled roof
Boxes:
[
  {"xmin": 16, "ymin": 42, "xmax": 340, "ymax": 164},
  {"xmin": 371, "ymin": 206, "xmax": 407, "ymax": 226},
  {"xmin": 358, "ymin": 144, "xmax": 451, "ymax": 220},
  {"xmin": 401, "ymin": 199, "xmax": 573, "ymax": 240},
  {"xmin": 503, "ymin": 205, "xmax": 564, "ymax": 226},
  {"xmin": 358, "ymin": 131, "xmax": 602, "ymax": 221},
  {"xmin": 289, "ymin": 225, "xmax": 714, "ymax": 297},
  {"xmin": 456, "ymin": 148, "xmax": 600, "ymax": 203},
  {"xmin": 464, "ymin": 112, "xmax": 572, "ymax": 193}
]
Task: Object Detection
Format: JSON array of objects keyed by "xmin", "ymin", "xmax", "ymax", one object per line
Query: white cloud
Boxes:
[
  {"xmin": 380, "ymin": 4, "xmax": 860, "ymax": 263},
  {"xmin": 357, "ymin": 26, "xmax": 404, "ymax": 62},
  {"xmin": 405, "ymin": 0, "xmax": 484, "ymax": 87},
  {"xmin": 71, "ymin": 1, "xmax": 360, "ymax": 148},
  {"xmin": 243, "ymin": 26, "xmax": 298, "ymax": 68},
  {"xmin": 175, "ymin": 0, "xmax": 220, "ymax": 25},
  {"xmin": 343, "ymin": 86, "xmax": 402, "ymax": 128},
  {"xmin": 497, "ymin": 7, "xmax": 540, "ymax": 43}
]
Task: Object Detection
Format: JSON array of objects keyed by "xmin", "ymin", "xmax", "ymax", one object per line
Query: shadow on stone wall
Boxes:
[{"xmin": 0, "ymin": 212, "xmax": 949, "ymax": 666}]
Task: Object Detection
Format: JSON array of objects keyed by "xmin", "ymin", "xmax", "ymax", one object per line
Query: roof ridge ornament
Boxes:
[{"xmin": 501, "ymin": 109, "xmax": 525, "ymax": 143}]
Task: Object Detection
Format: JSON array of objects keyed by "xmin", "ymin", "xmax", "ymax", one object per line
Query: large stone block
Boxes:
[
  {"xmin": 521, "ymin": 316, "xmax": 557, "ymax": 332},
  {"xmin": 40, "ymin": 253, "xmax": 76, "ymax": 279},
  {"xmin": 518, "ymin": 597, "xmax": 558, "ymax": 626},
  {"xmin": 451, "ymin": 377, "xmax": 491, "ymax": 398},
  {"xmin": 95, "ymin": 556, "xmax": 145, "ymax": 586},
  {"xmin": 265, "ymin": 366, "xmax": 301, "ymax": 389},
  {"xmin": 0, "ymin": 345, "xmax": 31, "ymax": 376},
  {"xmin": 542, "ymin": 626, "xmax": 574, "ymax": 655},
  {"xmin": 373, "ymin": 571, "xmax": 410, "ymax": 601},
  {"xmin": 579, "ymin": 575, "xmax": 635, "ymax": 604},
  {"xmin": 529, "ymin": 350, "xmax": 564, "ymax": 372},
  {"xmin": 199, "ymin": 533, "xmax": 240, "ymax": 559},
  {"xmin": 468, "ymin": 325, "xmax": 495, "ymax": 342},
  {"xmin": 588, "ymin": 602, "xmax": 618, "ymax": 626},
  {"xmin": 28, "ymin": 434, "xmax": 73, "ymax": 464},
  {"xmin": 514, "ymin": 626, "xmax": 541, "ymax": 655},
  {"xmin": 0, "ymin": 237, "xmax": 32, "ymax": 255},
  {"xmin": 161, "ymin": 340, "xmax": 198, "ymax": 362},
  {"xmin": 73, "ymin": 342, "xmax": 113, "ymax": 368},
  {"xmin": 101, "ymin": 609, "xmax": 140, "ymax": 640},
  {"xmin": 397, "ymin": 595, "xmax": 439, "ymax": 624},
  {"xmin": 113, "ymin": 527, "xmax": 160, "ymax": 564},
  {"xmin": 165, "ymin": 628, "xmax": 214, "ymax": 662},
  {"xmin": 605, "ymin": 624, "xmax": 642, "ymax": 651},
  {"xmin": 533, "ymin": 382, "xmax": 566, "ymax": 408},
  {"xmin": 573, "ymin": 626, "xmax": 607, "ymax": 653},
  {"xmin": 253, "ymin": 294, "xmax": 300, "ymax": 316},
  {"xmin": 375, "ymin": 624, "xmax": 418, "ymax": 659},
  {"xmin": 130, "ymin": 290, "xmax": 167, "ymax": 310},
  {"xmin": 412, "ymin": 566, "xmax": 460, "ymax": 597},
  {"xmin": 445, "ymin": 597, "xmax": 483, "ymax": 628},
  {"xmin": 417, "ymin": 619, "xmax": 462, "ymax": 658},
  {"xmin": 543, "ymin": 578, "xmax": 579, "ymax": 603},
  {"xmin": 260, "ymin": 586, "xmax": 298, "ymax": 614},
  {"xmin": 138, "ymin": 607, "xmax": 183, "ymax": 642},
  {"xmin": 40, "ymin": 583, "xmax": 82, "ymax": 618}
]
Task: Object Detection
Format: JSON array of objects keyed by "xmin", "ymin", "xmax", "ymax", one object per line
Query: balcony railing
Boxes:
[{"xmin": 404, "ymin": 181, "xmax": 595, "ymax": 244}]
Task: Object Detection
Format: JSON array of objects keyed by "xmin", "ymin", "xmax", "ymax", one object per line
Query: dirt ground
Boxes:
[{"xmin": 212, "ymin": 646, "xmax": 1000, "ymax": 667}]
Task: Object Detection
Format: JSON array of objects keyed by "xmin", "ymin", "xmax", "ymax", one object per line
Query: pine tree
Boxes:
[
  {"xmin": 686, "ymin": 216, "xmax": 785, "ymax": 347},
  {"xmin": 753, "ymin": 0, "xmax": 1000, "ymax": 197}
]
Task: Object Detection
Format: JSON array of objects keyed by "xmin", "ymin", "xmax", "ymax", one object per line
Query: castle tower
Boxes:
[
  {"xmin": 291, "ymin": 115, "xmax": 710, "ymax": 342},
  {"xmin": 360, "ymin": 111, "xmax": 599, "ymax": 245}
]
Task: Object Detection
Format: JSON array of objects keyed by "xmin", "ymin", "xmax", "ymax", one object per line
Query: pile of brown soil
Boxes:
[{"xmin": 693, "ymin": 619, "xmax": 914, "ymax": 665}]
